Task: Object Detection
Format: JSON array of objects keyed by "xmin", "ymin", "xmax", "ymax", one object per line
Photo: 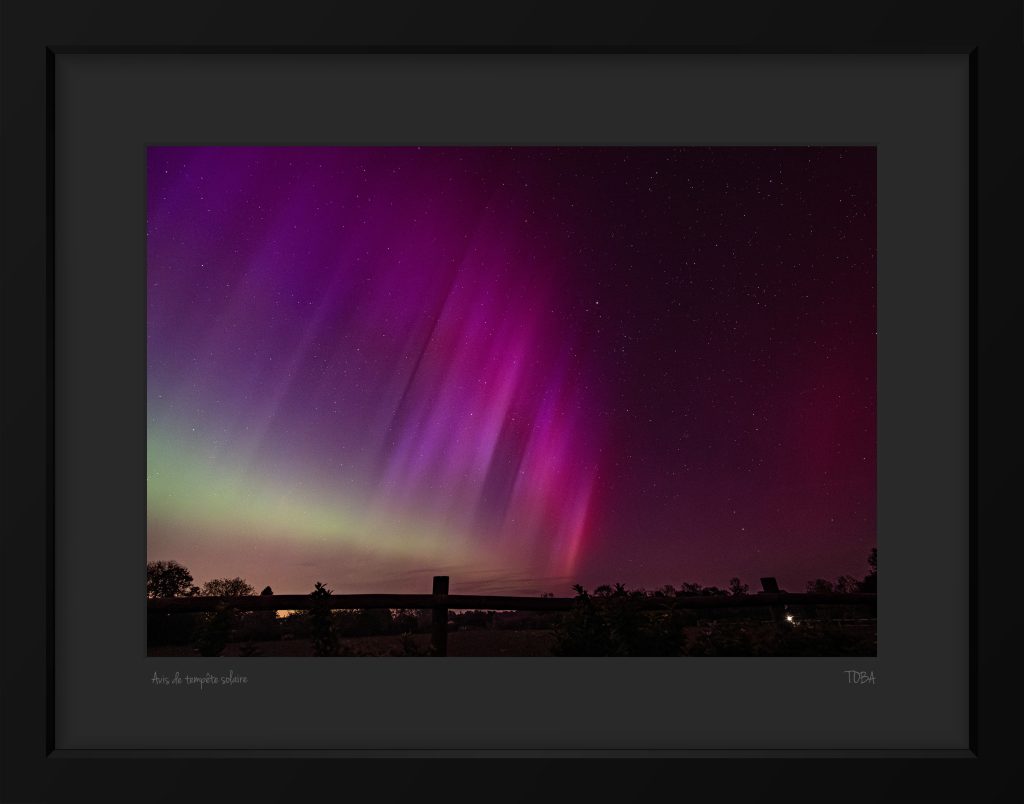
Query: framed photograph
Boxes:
[
  {"xmin": 145, "ymin": 143, "xmax": 878, "ymax": 662},
  {"xmin": 1, "ymin": 0, "xmax": 1015, "ymax": 796}
]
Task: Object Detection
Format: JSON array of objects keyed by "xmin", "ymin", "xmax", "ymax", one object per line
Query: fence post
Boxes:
[
  {"xmin": 760, "ymin": 577, "xmax": 785, "ymax": 625},
  {"xmin": 431, "ymin": 575, "xmax": 449, "ymax": 657}
]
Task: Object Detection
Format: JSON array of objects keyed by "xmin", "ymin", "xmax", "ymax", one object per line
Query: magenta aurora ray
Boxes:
[{"xmin": 147, "ymin": 146, "xmax": 876, "ymax": 596}]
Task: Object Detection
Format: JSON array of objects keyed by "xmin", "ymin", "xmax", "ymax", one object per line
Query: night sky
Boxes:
[{"xmin": 147, "ymin": 146, "xmax": 876, "ymax": 596}]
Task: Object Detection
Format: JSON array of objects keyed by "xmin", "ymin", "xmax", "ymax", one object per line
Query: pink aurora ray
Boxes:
[{"xmin": 361, "ymin": 211, "xmax": 603, "ymax": 575}]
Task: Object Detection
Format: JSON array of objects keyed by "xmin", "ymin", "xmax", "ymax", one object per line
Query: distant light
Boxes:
[{"xmin": 785, "ymin": 614, "xmax": 795, "ymax": 623}]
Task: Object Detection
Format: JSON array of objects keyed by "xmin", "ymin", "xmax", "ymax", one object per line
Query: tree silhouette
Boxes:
[
  {"xmin": 261, "ymin": 586, "xmax": 274, "ymax": 596},
  {"xmin": 200, "ymin": 577, "xmax": 255, "ymax": 597},
  {"xmin": 834, "ymin": 575, "xmax": 861, "ymax": 594},
  {"xmin": 728, "ymin": 577, "xmax": 749, "ymax": 596},
  {"xmin": 147, "ymin": 560, "xmax": 194, "ymax": 598},
  {"xmin": 860, "ymin": 548, "xmax": 878, "ymax": 592}
]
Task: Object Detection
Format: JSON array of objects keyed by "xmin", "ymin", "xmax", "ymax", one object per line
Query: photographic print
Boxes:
[{"xmin": 146, "ymin": 145, "xmax": 876, "ymax": 657}]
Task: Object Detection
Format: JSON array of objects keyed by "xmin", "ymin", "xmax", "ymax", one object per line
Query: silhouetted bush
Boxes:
[
  {"xmin": 335, "ymin": 607, "xmax": 394, "ymax": 637},
  {"xmin": 193, "ymin": 603, "xmax": 239, "ymax": 656},
  {"xmin": 309, "ymin": 581, "xmax": 339, "ymax": 656},
  {"xmin": 809, "ymin": 549, "xmax": 878, "ymax": 596},
  {"xmin": 390, "ymin": 632, "xmax": 430, "ymax": 656},
  {"xmin": 392, "ymin": 609, "xmax": 419, "ymax": 633},
  {"xmin": 491, "ymin": 610, "xmax": 561, "ymax": 630},
  {"xmin": 237, "ymin": 610, "xmax": 280, "ymax": 642},
  {"xmin": 280, "ymin": 610, "xmax": 311, "ymax": 639},
  {"xmin": 551, "ymin": 584, "xmax": 688, "ymax": 656},
  {"xmin": 451, "ymin": 610, "xmax": 492, "ymax": 630}
]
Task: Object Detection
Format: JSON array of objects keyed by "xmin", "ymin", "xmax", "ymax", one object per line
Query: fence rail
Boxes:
[
  {"xmin": 148, "ymin": 590, "xmax": 876, "ymax": 614},
  {"xmin": 148, "ymin": 575, "xmax": 876, "ymax": 655}
]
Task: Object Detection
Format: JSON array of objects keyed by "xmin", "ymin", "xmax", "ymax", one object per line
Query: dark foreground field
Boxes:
[{"xmin": 148, "ymin": 620, "xmax": 876, "ymax": 657}]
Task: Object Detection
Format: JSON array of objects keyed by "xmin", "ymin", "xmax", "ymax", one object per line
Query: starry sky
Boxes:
[{"xmin": 147, "ymin": 146, "xmax": 875, "ymax": 596}]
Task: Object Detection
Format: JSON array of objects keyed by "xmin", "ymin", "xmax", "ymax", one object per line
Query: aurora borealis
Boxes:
[{"xmin": 147, "ymin": 146, "xmax": 875, "ymax": 596}]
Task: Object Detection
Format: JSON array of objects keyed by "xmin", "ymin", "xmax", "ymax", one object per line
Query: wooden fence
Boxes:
[{"xmin": 148, "ymin": 575, "xmax": 877, "ymax": 656}]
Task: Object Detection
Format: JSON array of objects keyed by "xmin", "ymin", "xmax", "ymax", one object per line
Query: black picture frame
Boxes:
[{"xmin": 2, "ymin": 0, "xmax": 1018, "ymax": 797}]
